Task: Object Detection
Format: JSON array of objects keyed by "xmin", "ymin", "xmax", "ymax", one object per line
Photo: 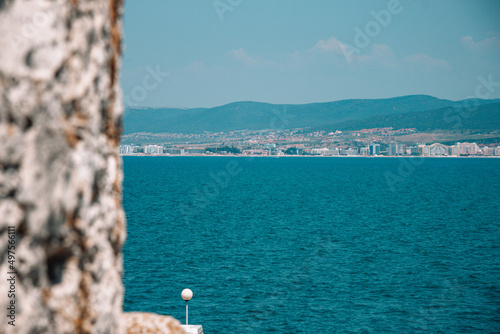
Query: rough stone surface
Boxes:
[
  {"xmin": 123, "ymin": 313, "xmax": 185, "ymax": 334},
  {"xmin": 0, "ymin": 0, "xmax": 126, "ymax": 333},
  {"xmin": 0, "ymin": 2, "xmax": 186, "ymax": 333}
]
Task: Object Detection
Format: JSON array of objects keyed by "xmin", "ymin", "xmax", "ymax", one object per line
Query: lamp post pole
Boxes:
[{"xmin": 181, "ymin": 289, "xmax": 193, "ymax": 325}]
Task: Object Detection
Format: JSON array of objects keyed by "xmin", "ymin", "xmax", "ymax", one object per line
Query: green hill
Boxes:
[
  {"xmin": 123, "ymin": 95, "xmax": 499, "ymax": 134},
  {"xmin": 321, "ymin": 102, "xmax": 500, "ymax": 132}
]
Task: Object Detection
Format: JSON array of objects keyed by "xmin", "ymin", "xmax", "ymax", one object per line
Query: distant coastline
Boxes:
[{"xmin": 120, "ymin": 154, "xmax": 500, "ymax": 158}]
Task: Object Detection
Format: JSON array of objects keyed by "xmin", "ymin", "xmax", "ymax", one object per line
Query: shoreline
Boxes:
[{"xmin": 120, "ymin": 154, "xmax": 500, "ymax": 158}]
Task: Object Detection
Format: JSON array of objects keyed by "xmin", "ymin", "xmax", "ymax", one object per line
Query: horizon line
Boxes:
[{"xmin": 124, "ymin": 94, "xmax": 500, "ymax": 110}]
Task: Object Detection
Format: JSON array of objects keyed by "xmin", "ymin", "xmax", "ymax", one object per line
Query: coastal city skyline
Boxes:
[{"xmin": 120, "ymin": 141, "xmax": 500, "ymax": 157}]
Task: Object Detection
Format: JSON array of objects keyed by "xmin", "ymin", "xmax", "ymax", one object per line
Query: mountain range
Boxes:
[{"xmin": 123, "ymin": 95, "xmax": 500, "ymax": 134}]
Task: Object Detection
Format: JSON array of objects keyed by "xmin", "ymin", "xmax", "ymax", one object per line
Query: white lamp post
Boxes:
[{"xmin": 181, "ymin": 289, "xmax": 193, "ymax": 325}]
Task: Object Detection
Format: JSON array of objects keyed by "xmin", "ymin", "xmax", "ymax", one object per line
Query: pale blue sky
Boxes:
[{"xmin": 121, "ymin": 0, "xmax": 500, "ymax": 108}]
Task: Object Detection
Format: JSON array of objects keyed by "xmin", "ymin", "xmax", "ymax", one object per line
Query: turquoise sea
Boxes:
[{"xmin": 122, "ymin": 157, "xmax": 500, "ymax": 333}]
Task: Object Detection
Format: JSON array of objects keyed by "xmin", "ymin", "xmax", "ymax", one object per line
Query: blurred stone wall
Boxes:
[{"xmin": 0, "ymin": 0, "xmax": 126, "ymax": 332}]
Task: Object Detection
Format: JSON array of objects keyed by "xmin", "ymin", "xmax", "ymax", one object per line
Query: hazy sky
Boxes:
[{"xmin": 121, "ymin": 0, "xmax": 500, "ymax": 108}]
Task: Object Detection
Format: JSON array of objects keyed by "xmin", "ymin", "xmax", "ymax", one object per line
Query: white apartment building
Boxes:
[
  {"xmin": 448, "ymin": 145, "xmax": 459, "ymax": 156},
  {"xmin": 429, "ymin": 143, "xmax": 448, "ymax": 156},
  {"xmin": 144, "ymin": 145, "xmax": 164, "ymax": 154},
  {"xmin": 324, "ymin": 148, "xmax": 340, "ymax": 156},
  {"xmin": 457, "ymin": 142, "xmax": 479, "ymax": 155},
  {"xmin": 482, "ymin": 147, "xmax": 495, "ymax": 156},
  {"xmin": 418, "ymin": 145, "xmax": 430, "ymax": 156},
  {"xmin": 311, "ymin": 148, "xmax": 330, "ymax": 156},
  {"xmin": 120, "ymin": 145, "xmax": 134, "ymax": 154}
]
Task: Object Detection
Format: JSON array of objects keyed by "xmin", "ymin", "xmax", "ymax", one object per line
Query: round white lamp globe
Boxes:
[{"xmin": 181, "ymin": 288, "xmax": 193, "ymax": 301}]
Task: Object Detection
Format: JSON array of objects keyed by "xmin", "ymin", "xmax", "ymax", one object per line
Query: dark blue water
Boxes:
[{"xmin": 122, "ymin": 157, "xmax": 500, "ymax": 333}]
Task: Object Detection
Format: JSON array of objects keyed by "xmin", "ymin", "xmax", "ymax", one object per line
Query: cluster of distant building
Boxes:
[
  {"xmin": 120, "ymin": 141, "xmax": 500, "ymax": 157},
  {"xmin": 120, "ymin": 145, "xmax": 206, "ymax": 155},
  {"xmin": 307, "ymin": 142, "xmax": 500, "ymax": 157}
]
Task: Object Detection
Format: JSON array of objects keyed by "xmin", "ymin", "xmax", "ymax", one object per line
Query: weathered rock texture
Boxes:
[
  {"xmin": 123, "ymin": 313, "xmax": 185, "ymax": 334},
  {"xmin": 0, "ymin": 0, "xmax": 126, "ymax": 332},
  {"xmin": 0, "ymin": 1, "xmax": 185, "ymax": 333}
]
